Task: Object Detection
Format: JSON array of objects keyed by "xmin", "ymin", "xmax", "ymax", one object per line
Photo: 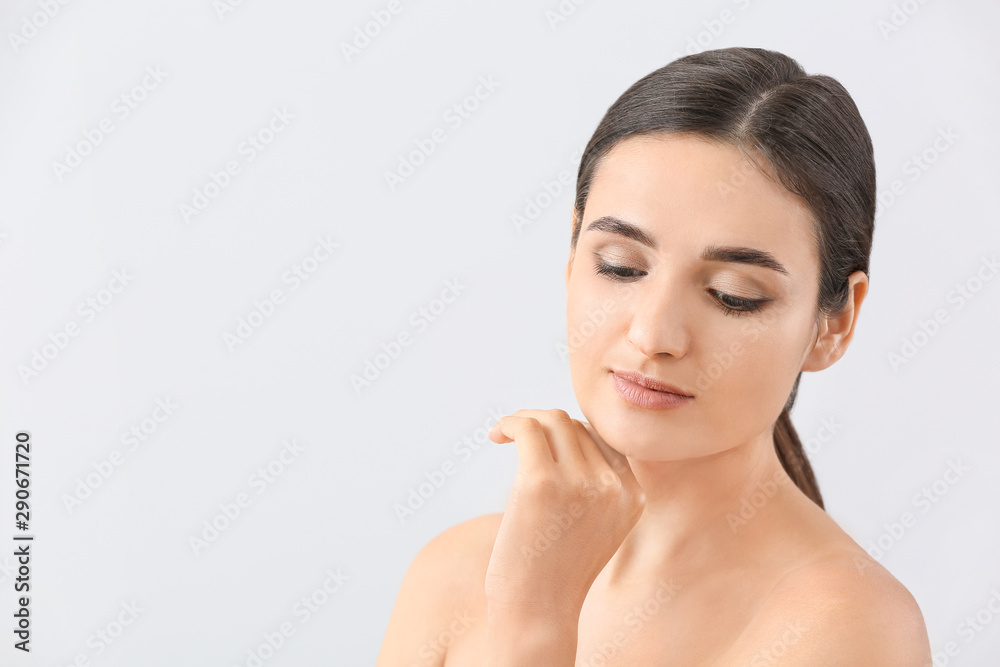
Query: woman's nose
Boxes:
[{"xmin": 625, "ymin": 281, "xmax": 691, "ymax": 359}]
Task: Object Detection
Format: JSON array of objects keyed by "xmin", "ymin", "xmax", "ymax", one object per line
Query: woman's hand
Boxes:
[{"xmin": 484, "ymin": 409, "xmax": 646, "ymax": 624}]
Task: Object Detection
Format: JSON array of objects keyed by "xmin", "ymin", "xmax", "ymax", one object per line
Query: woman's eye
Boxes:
[
  {"xmin": 593, "ymin": 256, "xmax": 768, "ymax": 317},
  {"xmin": 710, "ymin": 289, "xmax": 766, "ymax": 317},
  {"xmin": 594, "ymin": 260, "xmax": 644, "ymax": 281}
]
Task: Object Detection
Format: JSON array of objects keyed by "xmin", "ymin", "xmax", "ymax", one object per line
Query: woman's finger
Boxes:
[
  {"xmin": 488, "ymin": 415, "xmax": 557, "ymax": 470},
  {"xmin": 507, "ymin": 409, "xmax": 587, "ymax": 468},
  {"xmin": 576, "ymin": 420, "xmax": 642, "ymax": 492}
]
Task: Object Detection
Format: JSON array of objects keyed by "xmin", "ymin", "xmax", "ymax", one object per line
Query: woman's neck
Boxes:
[{"xmin": 600, "ymin": 429, "xmax": 821, "ymax": 587}]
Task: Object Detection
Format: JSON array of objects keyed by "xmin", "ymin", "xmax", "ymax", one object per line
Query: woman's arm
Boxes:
[
  {"xmin": 483, "ymin": 410, "xmax": 645, "ymax": 665},
  {"xmin": 486, "ymin": 607, "xmax": 581, "ymax": 666},
  {"xmin": 375, "ymin": 514, "xmax": 500, "ymax": 667}
]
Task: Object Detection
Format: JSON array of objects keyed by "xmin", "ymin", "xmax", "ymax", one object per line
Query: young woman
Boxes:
[{"xmin": 377, "ymin": 47, "xmax": 932, "ymax": 665}]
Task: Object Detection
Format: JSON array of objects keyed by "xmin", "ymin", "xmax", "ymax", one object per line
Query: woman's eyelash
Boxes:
[
  {"xmin": 593, "ymin": 259, "xmax": 767, "ymax": 317},
  {"xmin": 594, "ymin": 261, "xmax": 644, "ymax": 280},
  {"xmin": 708, "ymin": 289, "xmax": 765, "ymax": 317}
]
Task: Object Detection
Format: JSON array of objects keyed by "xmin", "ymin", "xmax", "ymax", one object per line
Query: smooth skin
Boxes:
[{"xmin": 377, "ymin": 133, "xmax": 932, "ymax": 666}]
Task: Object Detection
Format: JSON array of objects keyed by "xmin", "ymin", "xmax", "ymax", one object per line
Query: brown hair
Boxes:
[{"xmin": 570, "ymin": 47, "xmax": 877, "ymax": 509}]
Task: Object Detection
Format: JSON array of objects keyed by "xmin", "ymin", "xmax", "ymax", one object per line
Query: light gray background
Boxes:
[{"xmin": 1, "ymin": 0, "xmax": 998, "ymax": 665}]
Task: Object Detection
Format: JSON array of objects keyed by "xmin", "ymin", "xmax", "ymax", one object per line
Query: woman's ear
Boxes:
[{"xmin": 802, "ymin": 270, "xmax": 869, "ymax": 372}]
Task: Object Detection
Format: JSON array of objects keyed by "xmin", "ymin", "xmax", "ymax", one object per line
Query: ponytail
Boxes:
[{"xmin": 773, "ymin": 372, "xmax": 824, "ymax": 509}]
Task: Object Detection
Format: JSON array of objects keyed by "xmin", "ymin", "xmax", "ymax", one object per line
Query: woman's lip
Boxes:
[
  {"xmin": 611, "ymin": 370, "xmax": 693, "ymax": 397},
  {"xmin": 612, "ymin": 373, "xmax": 694, "ymax": 410}
]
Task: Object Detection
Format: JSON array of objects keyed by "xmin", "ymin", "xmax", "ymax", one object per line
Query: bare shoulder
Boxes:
[
  {"xmin": 376, "ymin": 513, "xmax": 503, "ymax": 667},
  {"xmin": 720, "ymin": 546, "xmax": 932, "ymax": 666},
  {"xmin": 420, "ymin": 512, "xmax": 505, "ymax": 600}
]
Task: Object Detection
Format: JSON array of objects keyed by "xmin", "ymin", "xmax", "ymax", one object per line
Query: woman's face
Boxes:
[{"xmin": 566, "ymin": 133, "xmax": 823, "ymax": 461}]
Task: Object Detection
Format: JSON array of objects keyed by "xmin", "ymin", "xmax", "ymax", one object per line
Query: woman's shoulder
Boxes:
[
  {"xmin": 721, "ymin": 542, "xmax": 932, "ymax": 665},
  {"xmin": 376, "ymin": 513, "xmax": 502, "ymax": 666},
  {"xmin": 402, "ymin": 511, "xmax": 504, "ymax": 607},
  {"xmin": 418, "ymin": 513, "xmax": 507, "ymax": 623},
  {"xmin": 424, "ymin": 512, "xmax": 504, "ymax": 575},
  {"xmin": 423, "ymin": 512, "xmax": 504, "ymax": 562}
]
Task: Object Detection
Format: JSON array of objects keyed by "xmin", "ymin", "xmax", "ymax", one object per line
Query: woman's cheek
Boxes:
[
  {"xmin": 567, "ymin": 283, "xmax": 619, "ymax": 351},
  {"xmin": 726, "ymin": 325, "xmax": 798, "ymax": 410},
  {"xmin": 566, "ymin": 293, "xmax": 600, "ymax": 381},
  {"xmin": 691, "ymin": 323, "xmax": 770, "ymax": 400}
]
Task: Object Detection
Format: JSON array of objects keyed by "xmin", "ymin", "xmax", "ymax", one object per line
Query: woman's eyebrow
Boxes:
[
  {"xmin": 584, "ymin": 215, "xmax": 790, "ymax": 276},
  {"xmin": 702, "ymin": 245, "xmax": 790, "ymax": 276},
  {"xmin": 585, "ymin": 215, "xmax": 658, "ymax": 248}
]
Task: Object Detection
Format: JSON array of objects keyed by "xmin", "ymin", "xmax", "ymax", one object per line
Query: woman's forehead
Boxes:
[
  {"xmin": 582, "ymin": 134, "xmax": 820, "ymax": 276},
  {"xmin": 588, "ymin": 136, "xmax": 813, "ymax": 236}
]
